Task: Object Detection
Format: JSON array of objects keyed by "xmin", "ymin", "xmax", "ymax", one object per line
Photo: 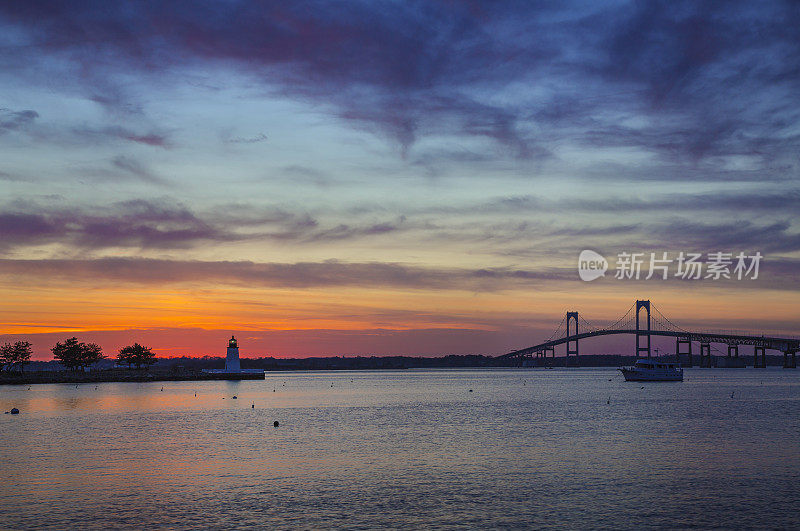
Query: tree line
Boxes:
[{"xmin": 0, "ymin": 338, "xmax": 157, "ymax": 372}]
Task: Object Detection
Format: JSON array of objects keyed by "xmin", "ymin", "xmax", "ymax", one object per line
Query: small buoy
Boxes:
[
  {"xmin": 273, "ymin": 421, "xmax": 279, "ymax": 427},
  {"xmin": 194, "ymin": 392, "xmax": 197, "ymax": 397},
  {"xmin": 640, "ymin": 386, "xmax": 644, "ymax": 389},
  {"xmin": 10, "ymin": 408, "xmax": 19, "ymax": 415},
  {"xmin": 469, "ymin": 389, "xmax": 473, "ymax": 393},
  {"xmin": 161, "ymin": 387, "xmax": 163, "ymax": 392},
  {"xmin": 232, "ymin": 396, "xmax": 237, "ymax": 399},
  {"xmin": 607, "ymin": 397, "xmax": 610, "ymax": 404},
  {"xmin": 273, "ymin": 389, "xmax": 276, "ymax": 392}
]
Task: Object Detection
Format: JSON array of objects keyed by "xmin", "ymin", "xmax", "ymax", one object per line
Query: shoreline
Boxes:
[{"xmin": 0, "ymin": 369, "xmax": 265, "ymax": 386}]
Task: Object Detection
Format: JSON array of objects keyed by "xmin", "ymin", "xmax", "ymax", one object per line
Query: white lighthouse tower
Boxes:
[
  {"xmin": 225, "ymin": 335, "xmax": 241, "ymax": 372},
  {"xmin": 202, "ymin": 335, "xmax": 263, "ymax": 378}
]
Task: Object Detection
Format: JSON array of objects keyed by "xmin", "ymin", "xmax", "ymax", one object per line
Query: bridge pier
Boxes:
[
  {"xmin": 754, "ymin": 346, "xmax": 766, "ymax": 368},
  {"xmin": 544, "ymin": 345, "xmax": 555, "ymax": 365},
  {"xmin": 676, "ymin": 338, "xmax": 692, "ymax": 367},
  {"xmin": 699, "ymin": 342, "xmax": 712, "ymax": 368},
  {"xmin": 784, "ymin": 351, "xmax": 797, "ymax": 369},
  {"xmin": 566, "ymin": 311, "xmax": 579, "ymax": 367},
  {"xmin": 727, "ymin": 344, "xmax": 738, "ymax": 358}
]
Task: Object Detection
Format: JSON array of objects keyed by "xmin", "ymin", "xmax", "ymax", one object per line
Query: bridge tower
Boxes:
[
  {"xmin": 676, "ymin": 337, "xmax": 692, "ymax": 367},
  {"xmin": 635, "ymin": 300, "xmax": 651, "ymax": 358},
  {"xmin": 566, "ymin": 311, "xmax": 579, "ymax": 367}
]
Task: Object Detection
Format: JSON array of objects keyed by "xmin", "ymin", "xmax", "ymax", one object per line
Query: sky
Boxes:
[{"xmin": 1, "ymin": 1, "xmax": 799, "ymax": 359}]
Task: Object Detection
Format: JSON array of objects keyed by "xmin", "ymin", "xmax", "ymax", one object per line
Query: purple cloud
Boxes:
[{"xmin": 5, "ymin": 1, "xmax": 794, "ymax": 168}]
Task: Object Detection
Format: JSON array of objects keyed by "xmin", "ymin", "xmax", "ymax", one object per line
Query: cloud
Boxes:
[
  {"xmin": 224, "ymin": 133, "xmax": 268, "ymax": 144},
  {"xmin": 71, "ymin": 126, "xmax": 170, "ymax": 148},
  {"xmin": 0, "ymin": 108, "xmax": 38, "ymax": 134},
  {"xmin": 0, "ymin": 198, "xmax": 229, "ymax": 251},
  {"xmin": 0, "ymin": 170, "xmax": 32, "ymax": 182},
  {"xmin": 110, "ymin": 155, "xmax": 168, "ymax": 185},
  {"xmin": 0, "ymin": 256, "xmax": 572, "ymax": 291},
  {"xmin": 0, "ymin": 198, "xmax": 413, "ymax": 252},
  {"xmin": 305, "ymin": 216, "xmax": 406, "ymax": 242},
  {"xmin": 0, "ymin": 253, "xmax": 797, "ymax": 293},
  {"xmin": 4, "ymin": 1, "xmax": 794, "ymax": 169},
  {"xmin": 278, "ymin": 165, "xmax": 332, "ymax": 187}
]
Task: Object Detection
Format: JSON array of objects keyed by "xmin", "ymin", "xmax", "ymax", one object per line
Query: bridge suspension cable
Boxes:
[
  {"xmin": 578, "ymin": 314, "xmax": 599, "ymax": 334},
  {"xmin": 598, "ymin": 301, "xmax": 636, "ymax": 332},
  {"xmin": 650, "ymin": 303, "xmax": 690, "ymax": 334},
  {"xmin": 543, "ymin": 314, "xmax": 567, "ymax": 343}
]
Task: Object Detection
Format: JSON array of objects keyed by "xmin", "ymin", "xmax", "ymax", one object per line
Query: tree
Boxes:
[
  {"xmin": 0, "ymin": 343, "xmax": 13, "ymax": 372},
  {"xmin": 52, "ymin": 337, "xmax": 106, "ymax": 371},
  {"xmin": 117, "ymin": 343, "xmax": 157, "ymax": 370},
  {"xmin": 0, "ymin": 343, "xmax": 11, "ymax": 372},
  {"xmin": 0, "ymin": 341, "xmax": 33, "ymax": 372}
]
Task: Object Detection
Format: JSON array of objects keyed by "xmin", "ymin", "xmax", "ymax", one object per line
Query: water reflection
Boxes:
[{"xmin": 1, "ymin": 368, "xmax": 799, "ymax": 529}]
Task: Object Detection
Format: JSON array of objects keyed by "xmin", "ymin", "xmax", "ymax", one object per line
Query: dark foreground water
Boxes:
[{"xmin": 1, "ymin": 368, "xmax": 799, "ymax": 530}]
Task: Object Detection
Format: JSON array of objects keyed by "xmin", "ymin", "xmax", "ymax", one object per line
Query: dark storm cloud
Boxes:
[{"xmin": 2, "ymin": 1, "xmax": 796, "ymax": 170}]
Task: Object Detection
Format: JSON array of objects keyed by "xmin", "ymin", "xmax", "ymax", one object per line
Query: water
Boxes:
[{"xmin": 1, "ymin": 368, "xmax": 799, "ymax": 530}]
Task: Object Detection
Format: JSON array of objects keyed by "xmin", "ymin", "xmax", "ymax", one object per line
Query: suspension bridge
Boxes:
[{"xmin": 499, "ymin": 300, "xmax": 799, "ymax": 368}]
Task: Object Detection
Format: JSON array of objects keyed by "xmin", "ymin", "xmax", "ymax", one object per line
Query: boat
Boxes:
[{"xmin": 618, "ymin": 359, "xmax": 683, "ymax": 382}]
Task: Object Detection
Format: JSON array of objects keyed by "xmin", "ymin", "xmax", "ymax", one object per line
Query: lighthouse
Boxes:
[
  {"xmin": 225, "ymin": 335, "xmax": 241, "ymax": 372},
  {"xmin": 202, "ymin": 335, "xmax": 264, "ymax": 378}
]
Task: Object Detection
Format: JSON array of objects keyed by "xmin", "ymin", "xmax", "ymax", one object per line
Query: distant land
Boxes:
[{"xmin": 0, "ymin": 354, "xmax": 787, "ymax": 386}]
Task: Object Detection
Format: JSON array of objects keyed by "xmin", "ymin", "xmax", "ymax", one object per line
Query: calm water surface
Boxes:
[{"xmin": 1, "ymin": 368, "xmax": 799, "ymax": 529}]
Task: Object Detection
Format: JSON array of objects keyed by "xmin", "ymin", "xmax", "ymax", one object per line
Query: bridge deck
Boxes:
[{"xmin": 499, "ymin": 329, "xmax": 800, "ymax": 359}]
